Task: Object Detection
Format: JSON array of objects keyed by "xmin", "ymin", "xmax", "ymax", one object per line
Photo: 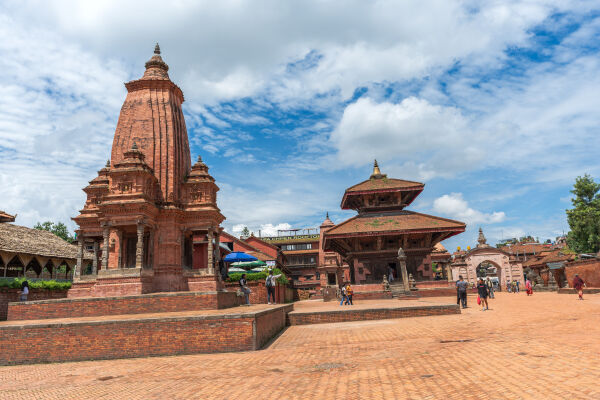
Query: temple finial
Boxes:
[
  {"xmin": 105, "ymin": 160, "xmax": 110, "ymax": 168},
  {"xmin": 370, "ymin": 159, "xmax": 385, "ymax": 179},
  {"xmin": 326, "ymin": 211, "xmax": 329, "ymax": 219},
  {"xmin": 154, "ymin": 43, "xmax": 161, "ymax": 55},
  {"xmin": 131, "ymin": 141, "xmax": 138, "ymax": 151},
  {"xmin": 197, "ymin": 155, "xmax": 203, "ymax": 163}
]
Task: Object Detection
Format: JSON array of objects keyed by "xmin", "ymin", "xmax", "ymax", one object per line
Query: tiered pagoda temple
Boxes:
[
  {"xmin": 72, "ymin": 45, "xmax": 225, "ymax": 297},
  {"xmin": 323, "ymin": 161, "xmax": 466, "ymax": 291}
]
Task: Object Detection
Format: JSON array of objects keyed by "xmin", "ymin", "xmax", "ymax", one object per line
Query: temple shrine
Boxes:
[
  {"xmin": 323, "ymin": 161, "xmax": 466, "ymax": 293},
  {"xmin": 72, "ymin": 45, "xmax": 225, "ymax": 297}
]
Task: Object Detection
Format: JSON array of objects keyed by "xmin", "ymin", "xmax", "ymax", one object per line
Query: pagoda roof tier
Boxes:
[
  {"xmin": 324, "ymin": 211, "xmax": 465, "ymax": 239},
  {"xmin": 341, "ymin": 161, "xmax": 425, "ymax": 211}
]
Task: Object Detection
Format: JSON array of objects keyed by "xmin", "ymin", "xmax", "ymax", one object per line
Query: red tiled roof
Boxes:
[
  {"xmin": 345, "ymin": 178, "xmax": 424, "ymax": 193},
  {"xmin": 501, "ymin": 243, "xmax": 551, "ymax": 255},
  {"xmin": 324, "ymin": 211, "xmax": 465, "ymax": 237},
  {"xmin": 0, "ymin": 210, "xmax": 16, "ymax": 223}
]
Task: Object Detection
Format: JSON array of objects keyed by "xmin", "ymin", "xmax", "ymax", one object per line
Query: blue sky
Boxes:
[{"xmin": 1, "ymin": 1, "xmax": 600, "ymax": 251}]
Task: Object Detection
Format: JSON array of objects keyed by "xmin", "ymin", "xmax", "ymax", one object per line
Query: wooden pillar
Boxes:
[
  {"xmin": 136, "ymin": 222, "xmax": 144, "ymax": 269},
  {"xmin": 75, "ymin": 234, "xmax": 84, "ymax": 279},
  {"xmin": 397, "ymin": 248, "xmax": 409, "ymax": 292},
  {"xmin": 102, "ymin": 226, "xmax": 109, "ymax": 270},
  {"xmin": 92, "ymin": 241, "xmax": 99, "ymax": 274},
  {"xmin": 207, "ymin": 229, "xmax": 214, "ymax": 274}
]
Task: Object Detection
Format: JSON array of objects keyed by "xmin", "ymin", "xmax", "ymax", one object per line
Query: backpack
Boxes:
[{"xmin": 266, "ymin": 276, "xmax": 274, "ymax": 287}]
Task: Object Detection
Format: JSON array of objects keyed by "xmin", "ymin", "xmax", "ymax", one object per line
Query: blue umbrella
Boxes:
[{"xmin": 223, "ymin": 252, "xmax": 258, "ymax": 263}]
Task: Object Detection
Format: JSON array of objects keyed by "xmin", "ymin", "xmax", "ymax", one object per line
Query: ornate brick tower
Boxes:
[{"xmin": 72, "ymin": 45, "xmax": 225, "ymax": 297}]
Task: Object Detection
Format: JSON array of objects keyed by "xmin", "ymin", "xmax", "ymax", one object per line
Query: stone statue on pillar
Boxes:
[{"xmin": 397, "ymin": 247, "xmax": 410, "ymax": 292}]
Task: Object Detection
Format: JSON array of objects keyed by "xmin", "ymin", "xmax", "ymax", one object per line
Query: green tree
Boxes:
[
  {"xmin": 240, "ymin": 226, "xmax": 250, "ymax": 238},
  {"xmin": 566, "ymin": 174, "xmax": 600, "ymax": 253},
  {"xmin": 34, "ymin": 221, "xmax": 75, "ymax": 243}
]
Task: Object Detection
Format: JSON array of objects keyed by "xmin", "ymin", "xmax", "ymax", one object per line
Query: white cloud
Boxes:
[
  {"xmin": 330, "ymin": 96, "xmax": 482, "ymax": 180},
  {"xmin": 433, "ymin": 193, "xmax": 506, "ymax": 225}
]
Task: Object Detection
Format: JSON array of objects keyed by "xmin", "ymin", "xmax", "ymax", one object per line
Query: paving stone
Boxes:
[{"xmin": 0, "ymin": 292, "xmax": 599, "ymax": 399}]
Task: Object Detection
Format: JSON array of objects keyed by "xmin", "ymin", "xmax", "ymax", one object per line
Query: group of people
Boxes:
[
  {"xmin": 238, "ymin": 270, "xmax": 282, "ymax": 306},
  {"xmin": 506, "ymin": 279, "xmax": 520, "ymax": 293},
  {"xmin": 456, "ymin": 276, "xmax": 496, "ymax": 310},
  {"xmin": 339, "ymin": 283, "xmax": 354, "ymax": 305}
]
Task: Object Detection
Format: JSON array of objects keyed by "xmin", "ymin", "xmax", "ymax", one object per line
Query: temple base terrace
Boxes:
[{"xmin": 0, "ymin": 297, "xmax": 458, "ymax": 365}]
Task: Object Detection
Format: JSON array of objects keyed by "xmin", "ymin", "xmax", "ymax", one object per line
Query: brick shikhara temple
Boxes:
[
  {"xmin": 72, "ymin": 45, "xmax": 225, "ymax": 297},
  {"xmin": 323, "ymin": 161, "xmax": 466, "ymax": 293}
]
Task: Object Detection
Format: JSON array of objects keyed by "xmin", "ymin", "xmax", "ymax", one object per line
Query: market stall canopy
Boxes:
[{"xmin": 232, "ymin": 260, "xmax": 266, "ymax": 269}]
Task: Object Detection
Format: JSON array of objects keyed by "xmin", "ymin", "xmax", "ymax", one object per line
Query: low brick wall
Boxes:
[
  {"xmin": 254, "ymin": 305, "xmax": 292, "ymax": 348},
  {"xmin": 0, "ymin": 305, "xmax": 292, "ymax": 365},
  {"xmin": 565, "ymin": 259, "xmax": 600, "ymax": 288},
  {"xmin": 557, "ymin": 288, "xmax": 600, "ymax": 294},
  {"xmin": 416, "ymin": 288, "xmax": 458, "ymax": 297},
  {"xmin": 287, "ymin": 304, "xmax": 460, "ymax": 326},
  {"xmin": 224, "ymin": 282, "xmax": 290, "ymax": 304},
  {"xmin": 352, "ymin": 291, "xmax": 393, "ymax": 300},
  {"xmin": 0, "ymin": 289, "xmax": 68, "ymax": 321},
  {"xmin": 7, "ymin": 290, "xmax": 243, "ymax": 321},
  {"xmin": 415, "ymin": 281, "xmax": 454, "ymax": 288}
]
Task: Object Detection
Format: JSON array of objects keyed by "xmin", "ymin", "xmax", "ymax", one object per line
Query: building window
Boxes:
[{"xmin": 316, "ymin": 272, "xmax": 321, "ymax": 280}]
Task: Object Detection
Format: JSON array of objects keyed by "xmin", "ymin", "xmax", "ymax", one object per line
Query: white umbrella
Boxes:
[{"xmin": 228, "ymin": 267, "xmax": 246, "ymax": 273}]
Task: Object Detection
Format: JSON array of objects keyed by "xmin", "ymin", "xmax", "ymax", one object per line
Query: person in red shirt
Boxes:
[{"xmin": 572, "ymin": 274, "xmax": 586, "ymax": 300}]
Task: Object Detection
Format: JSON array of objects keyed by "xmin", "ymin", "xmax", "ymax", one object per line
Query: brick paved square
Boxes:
[{"xmin": 1, "ymin": 292, "xmax": 599, "ymax": 400}]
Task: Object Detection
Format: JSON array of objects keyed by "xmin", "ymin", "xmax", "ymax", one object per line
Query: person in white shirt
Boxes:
[
  {"xmin": 20, "ymin": 281, "xmax": 29, "ymax": 302},
  {"xmin": 265, "ymin": 270, "xmax": 282, "ymax": 304}
]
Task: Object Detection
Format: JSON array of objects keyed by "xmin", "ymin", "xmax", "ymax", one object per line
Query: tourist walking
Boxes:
[
  {"xmin": 506, "ymin": 280, "xmax": 511, "ymax": 293},
  {"xmin": 456, "ymin": 275, "xmax": 468, "ymax": 309},
  {"xmin": 516, "ymin": 280, "xmax": 520, "ymax": 293},
  {"xmin": 265, "ymin": 270, "xmax": 281, "ymax": 305},
  {"xmin": 573, "ymin": 274, "xmax": 586, "ymax": 300},
  {"xmin": 525, "ymin": 278, "xmax": 533, "ymax": 296},
  {"xmin": 19, "ymin": 280, "xmax": 29, "ymax": 302},
  {"xmin": 345, "ymin": 283, "xmax": 354, "ymax": 305},
  {"xmin": 476, "ymin": 278, "xmax": 489, "ymax": 311},
  {"xmin": 511, "ymin": 280, "xmax": 517, "ymax": 294},
  {"xmin": 239, "ymin": 274, "xmax": 251, "ymax": 305},
  {"xmin": 340, "ymin": 284, "xmax": 348, "ymax": 306},
  {"xmin": 486, "ymin": 277, "xmax": 495, "ymax": 299}
]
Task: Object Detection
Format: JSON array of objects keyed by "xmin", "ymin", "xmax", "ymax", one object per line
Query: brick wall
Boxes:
[
  {"xmin": 0, "ymin": 289, "xmax": 68, "ymax": 321},
  {"xmin": 254, "ymin": 304, "xmax": 293, "ymax": 349},
  {"xmin": 225, "ymin": 282, "xmax": 289, "ymax": 304},
  {"xmin": 0, "ymin": 305, "xmax": 290, "ymax": 365},
  {"xmin": 565, "ymin": 260, "xmax": 600, "ymax": 287},
  {"xmin": 352, "ymin": 291, "xmax": 393, "ymax": 300},
  {"xmin": 7, "ymin": 291, "xmax": 242, "ymax": 321},
  {"xmin": 287, "ymin": 304, "xmax": 460, "ymax": 326}
]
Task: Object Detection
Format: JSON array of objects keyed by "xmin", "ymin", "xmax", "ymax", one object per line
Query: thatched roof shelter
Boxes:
[{"xmin": 0, "ymin": 223, "xmax": 92, "ymax": 273}]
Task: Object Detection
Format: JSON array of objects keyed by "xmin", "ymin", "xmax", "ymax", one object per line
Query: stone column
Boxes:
[
  {"xmin": 92, "ymin": 241, "xmax": 99, "ymax": 275},
  {"xmin": 207, "ymin": 229, "xmax": 214, "ymax": 274},
  {"xmin": 397, "ymin": 248, "xmax": 409, "ymax": 292},
  {"xmin": 102, "ymin": 226, "xmax": 109, "ymax": 270},
  {"xmin": 446, "ymin": 264, "xmax": 453, "ymax": 282},
  {"xmin": 136, "ymin": 222, "xmax": 144, "ymax": 269},
  {"xmin": 75, "ymin": 234, "xmax": 84, "ymax": 279}
]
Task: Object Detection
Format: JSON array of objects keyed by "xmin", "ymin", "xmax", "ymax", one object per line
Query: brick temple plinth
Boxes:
[{"xmin": 71, "ymin": 44, "xmax": 225, "ymax": 297}]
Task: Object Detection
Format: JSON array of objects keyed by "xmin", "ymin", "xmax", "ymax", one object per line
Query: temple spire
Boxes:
[
  {"xmin": 143, "ymin": 43, "xmax": 169, "ymax": 79},
  {"xmin": 370, "ymin": 159, "xmax": 387, "ymax": 179}
]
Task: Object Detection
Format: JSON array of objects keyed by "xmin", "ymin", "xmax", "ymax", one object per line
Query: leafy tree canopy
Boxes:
[
  {"xmin": 240, "ymin": 226, "xmax": 250, "ymax": 237},
  {"xmin": 566, "ymin": 174, "xmax": 600, "ymax": 253},
  {"xmin": 34, "ymin": 221, "xmax": 75, "ymax": 243}
]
